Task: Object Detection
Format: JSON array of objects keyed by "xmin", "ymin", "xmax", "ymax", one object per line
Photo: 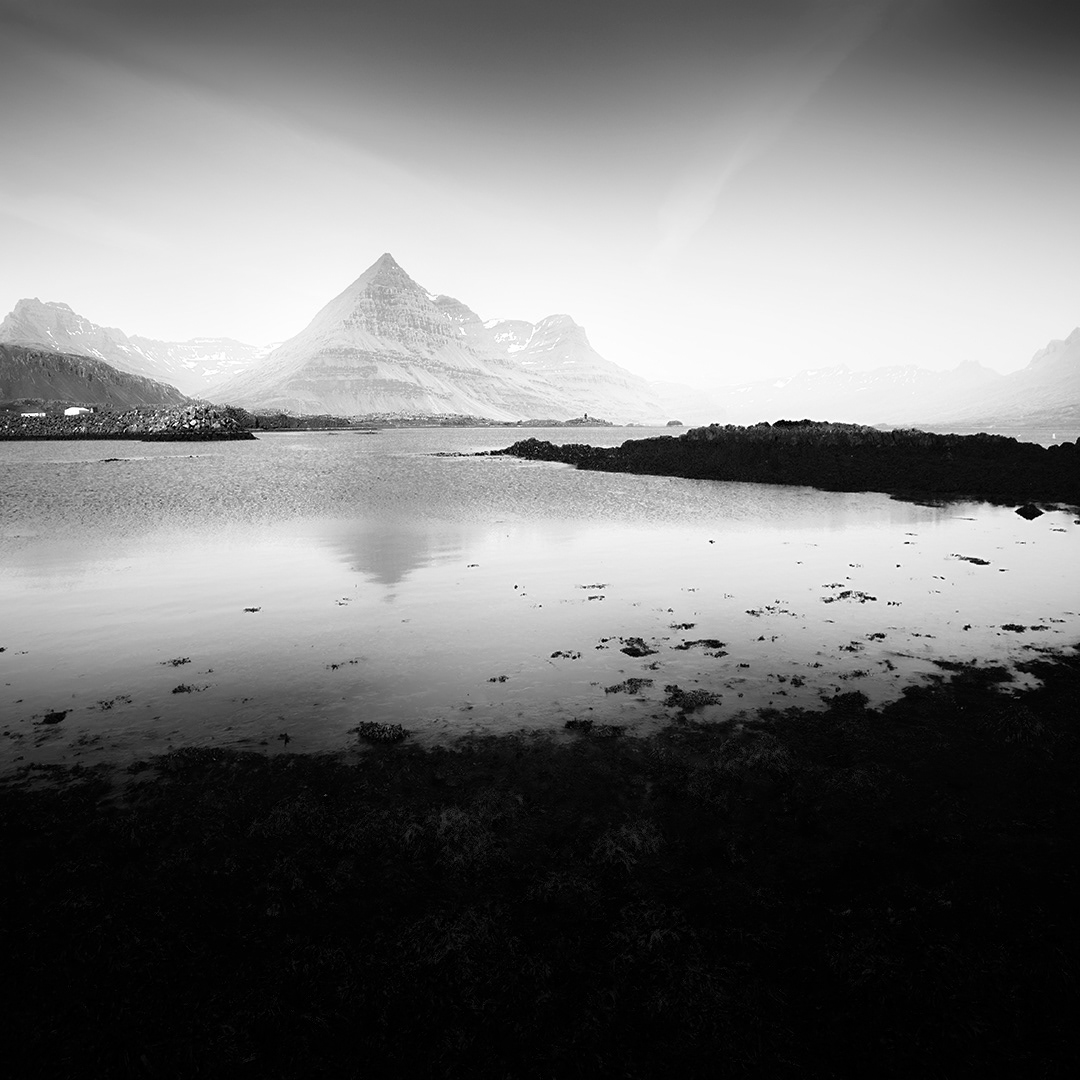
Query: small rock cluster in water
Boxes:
[{"xmin": 355, "ymin": 721, "xmax": 410, "ymax": 744}]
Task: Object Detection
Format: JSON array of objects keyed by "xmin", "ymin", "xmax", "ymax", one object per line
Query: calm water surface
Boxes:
[{"xmin": 2, "ymin": 427, "xmax": 1077, "ymax": 770}]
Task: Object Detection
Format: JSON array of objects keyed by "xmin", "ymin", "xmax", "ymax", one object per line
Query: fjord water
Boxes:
[{"xmin": 2, "ymin": 427, "xmax": 1077, "ymax": 770}]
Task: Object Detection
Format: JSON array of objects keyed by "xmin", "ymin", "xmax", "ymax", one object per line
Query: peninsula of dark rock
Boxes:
[
  {"xmin": 496, "ymin": 421, "xmax": 1080, "ymax": 507},
  {"xmin": 0, "ymin": 403, "xmax": 255, "ymax": 441}
]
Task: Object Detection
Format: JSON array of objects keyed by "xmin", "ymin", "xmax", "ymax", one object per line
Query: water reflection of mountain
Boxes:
[{"xmin": 328, "ymin": 520, "xmax": 468, "ymax": 587}]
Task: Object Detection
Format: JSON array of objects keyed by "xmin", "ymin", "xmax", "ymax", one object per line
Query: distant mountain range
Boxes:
[
  {"xmin": 0, "ymin": 343, "xmax": 189, "ymax": 407},
  {"xmin": 915, "ymin": 328, "xmax": 1080, "ymax": 437},
  {"xmin": 0, "ymin": 299, "xmax": 272, "ymax": 396},
  {"xmin": 0, "ymin": 255, "xmax": 1075, "ymax": 435},
  {"xmin": 710, "ymin": 330, "xmax": 1078, "ymax": 438},
  {"xmin": 714, "ymin": 362, "xmax": 1004, "ymax": 427}
]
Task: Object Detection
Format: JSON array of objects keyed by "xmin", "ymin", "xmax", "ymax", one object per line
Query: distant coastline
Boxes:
[
  {"xmin": 336, "ymin": 412, "xmax": 622, "ymax": 429},
  {"xmin": 495, "ymin": 420, "xmax": 1080, "ymax": 508}
]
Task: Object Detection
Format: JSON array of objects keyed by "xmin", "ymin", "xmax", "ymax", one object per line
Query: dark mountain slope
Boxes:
[
  {"xmin": 0, "ymin": 344, "xmax": 190, "ymax": 407},
  {"xmin": 0, "ymin": 299, "xmax": 268, "ymax": 395}
]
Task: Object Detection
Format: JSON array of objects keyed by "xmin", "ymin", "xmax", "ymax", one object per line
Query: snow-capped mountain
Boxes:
[
  {"xmin": 0, "ymin": 299, "xmax": 271, "ymax": 396},
  {"xmin": 483, "ymin": 318, "xmax": 533, "ymax": 354},
  {"xmin": 207, "ymin": 255, "xmax": 678, "ymax": 422},
  {"xmin": 483, "ymin": 313, "xmax": 667, "ymax": 420},
  {"xmin": 125, "ymin": 335, "xmax": 276, "ymax": 395},
  {"xmin": 3, "ymin": 266, "xmax": 1074, "ymax": 434}
]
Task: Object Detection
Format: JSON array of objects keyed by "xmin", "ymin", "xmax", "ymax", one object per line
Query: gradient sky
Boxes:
[{"xmin": 1, "ymin": 0, "xmax": 1078, "ymax": 384}]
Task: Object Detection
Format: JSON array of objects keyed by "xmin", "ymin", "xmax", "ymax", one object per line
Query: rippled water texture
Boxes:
[{"xmin": 2, "ymin": 427, "xmax": 1077, "ymax": 769}]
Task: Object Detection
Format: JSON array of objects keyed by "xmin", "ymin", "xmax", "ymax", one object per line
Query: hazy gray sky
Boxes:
[{"xmin": 1, "ymin": 0, "xmax": 1078, "ymax": 383}]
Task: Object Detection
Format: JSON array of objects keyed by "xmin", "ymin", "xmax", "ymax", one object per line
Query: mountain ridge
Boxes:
[
  {"xmin": 0, "ymin": 299, "xmax": 270, "ymax": 395},
  {"xmin": 0, "ymin": 343, "xmax": 191, "ymax": 407},
  {"xmin": 206, "ymin": 255, "xmax": 676, "ymax": 422},
  {"xmin": 1, "ymin": 258, "xmax": 1075, "ymax": 433}
]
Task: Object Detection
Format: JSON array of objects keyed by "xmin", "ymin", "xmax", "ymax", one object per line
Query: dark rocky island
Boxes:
[{"xmin": 496, "ymin": 420, "xmax": 1080, "ymax": 507}]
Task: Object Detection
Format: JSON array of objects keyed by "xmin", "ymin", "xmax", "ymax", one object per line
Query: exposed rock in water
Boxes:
[
  {"xmin": 495, "ymin": 422, "xmax": 1080, "ymax": 507},
  {"xmin": 1015, "ymin": 503, "xmax": 1044, "ymax": 520}
]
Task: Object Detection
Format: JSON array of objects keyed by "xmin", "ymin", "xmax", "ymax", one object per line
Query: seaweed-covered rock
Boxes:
[{"xmin": 355, "ymin": 721, "xmax": 409, "ymax": 744}]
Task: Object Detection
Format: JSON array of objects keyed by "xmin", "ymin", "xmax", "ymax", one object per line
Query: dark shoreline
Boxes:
[
  {"xmin": 495, "ymin": 421, "xmax": 1080, "ymax": 508},
  {"xmin": 0, "ymin": 430, "xmax": 256, "ymax": 441},
  {"xmin": 4, "ymin": 647, "xmax": 1077, "ymax": 1077},
  {"xmin": 0, "ymin": 403, "xmax": 255, "ymax": 441}
]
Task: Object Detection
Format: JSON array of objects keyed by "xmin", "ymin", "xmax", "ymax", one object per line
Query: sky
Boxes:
[{"xmin": 1, "ymin": 0, "xmax": 1078, "ymax": 385}]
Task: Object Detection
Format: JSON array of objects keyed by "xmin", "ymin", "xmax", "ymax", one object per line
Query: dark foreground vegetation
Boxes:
[
  {"xmin": 4, "ymin": 650, "xmax": 1078, "ymax": 1078},
  {"xmin": 498, "ymin": 421, "xmax": 1080, "ymax": 506}
]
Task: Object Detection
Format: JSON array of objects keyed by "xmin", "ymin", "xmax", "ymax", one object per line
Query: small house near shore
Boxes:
[{"xmin": 21, "ymin": 411, "xmax": 46, "ymax": 417}]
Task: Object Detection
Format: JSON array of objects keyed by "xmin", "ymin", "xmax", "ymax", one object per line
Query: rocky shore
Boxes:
[
  {"xmin": 0, "ymin": 403, "xmax": 255, "ymax": 440},
  {"xmin": 2, "ymin": 646, "xmax": 1077, "ymax": 1077},
  {"xmin": 496, "ymin": 420, "xmax": 1080, "ymax": 506}
]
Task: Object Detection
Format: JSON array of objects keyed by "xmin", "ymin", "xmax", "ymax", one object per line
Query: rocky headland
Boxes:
[
  {"xmin": 0, "ymin": 403, "xmax": 255, "ymax": 441},
  {"xmin": 496, "ymin": 420, "xmax": 1080, "ymax": 507}
]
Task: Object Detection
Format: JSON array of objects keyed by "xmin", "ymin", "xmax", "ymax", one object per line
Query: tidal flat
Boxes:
[{"xmin": 2, "ymin": 425, "xmax": 1078, "ymax": 1075}]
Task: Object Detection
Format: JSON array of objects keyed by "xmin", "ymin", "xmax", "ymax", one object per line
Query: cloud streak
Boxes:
[
  {"xmin": 654, "ymin": 1, "xmax": 893, "ymax": 271},
  {"xmin": 0, "ymin": 189, "xmax": 163, "ymax": 254}
]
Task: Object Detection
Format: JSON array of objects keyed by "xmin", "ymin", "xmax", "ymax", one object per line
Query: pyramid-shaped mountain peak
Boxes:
[
  {"xmin": 337, "ymin": 252, "xmax": 419, "ymax": 299},
  {"xmin": 365, "ymin": 252, "xmax": 403, "ymax": 278},
  {"xmin": 204, "ymin": 254, "xmax": 679, "ymax": 422}
]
